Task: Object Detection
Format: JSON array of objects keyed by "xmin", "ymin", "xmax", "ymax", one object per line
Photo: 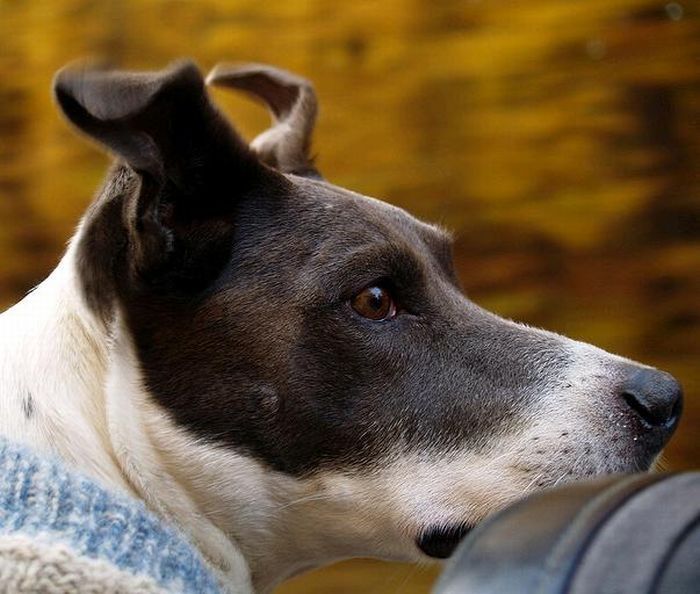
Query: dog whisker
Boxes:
[
  {"xmin": 654, "ymin": 454, "xmax": 669, "ymax": 472},
  {"xmin": 523, "ymin": 471, "xmax": 547, "ymax": 493}
]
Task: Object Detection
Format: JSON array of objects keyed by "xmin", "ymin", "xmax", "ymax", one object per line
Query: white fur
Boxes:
[{"xmin": 0, "ymin": 238, "xmax": 128, "ymax": 490}]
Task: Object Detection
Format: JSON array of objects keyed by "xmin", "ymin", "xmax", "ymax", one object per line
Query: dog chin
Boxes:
[{"xmin": 406, "ymin": 449, "xmax": 661, "ymax": 561}]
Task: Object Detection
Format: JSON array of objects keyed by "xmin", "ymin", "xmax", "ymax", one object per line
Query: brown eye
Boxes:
[{"xmin": 350, "ymin": 285, "xmax": 397, "ymax": 321}]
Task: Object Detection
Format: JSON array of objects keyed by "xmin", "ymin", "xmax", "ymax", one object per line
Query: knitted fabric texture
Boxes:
[{"xmin": 0, "ymin": 437, "xmax": 222, "ymax": 593}]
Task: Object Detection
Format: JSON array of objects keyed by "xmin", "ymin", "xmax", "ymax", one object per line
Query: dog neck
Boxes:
[
  {"xmin": 0, "ymin": 239, "xmax": 254, "ymax": 590},
  {"xmin": 0, "ymin": 238, "xmax": 126, "ymax": 488},
  {"xmin": 0, "ymin": 237, "xmax": 376, "ymax": 593}
]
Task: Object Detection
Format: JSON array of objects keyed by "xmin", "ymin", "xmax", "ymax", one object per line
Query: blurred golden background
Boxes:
[{"xmin": 0, "ymin": 1, "xmax": 698, "ymax": 592}]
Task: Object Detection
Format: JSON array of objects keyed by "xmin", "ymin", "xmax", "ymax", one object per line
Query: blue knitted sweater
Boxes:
[{"xmin": 0, "ymin": 437, "xmax": 223, "ymax": 593}]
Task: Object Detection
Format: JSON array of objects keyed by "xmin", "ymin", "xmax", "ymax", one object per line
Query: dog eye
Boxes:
[{"xmin": 350, "ymin": 285, "xmax": 398, "ymax": 321}]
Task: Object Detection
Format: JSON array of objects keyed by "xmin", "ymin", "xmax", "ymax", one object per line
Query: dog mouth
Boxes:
[{"xmin": 416, "ymin": 523, "xmax": 472, "ymax": 559}]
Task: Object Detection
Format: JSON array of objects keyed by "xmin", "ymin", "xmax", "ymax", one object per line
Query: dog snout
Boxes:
[{"xmin": 619, "ymin": 367, "xmax": 683, "ymax": 435}]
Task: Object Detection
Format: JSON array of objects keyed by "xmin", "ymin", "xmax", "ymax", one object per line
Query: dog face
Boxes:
[{"xmin": 55, "ymin": 61, "xmax": 682, "ymax": 571}]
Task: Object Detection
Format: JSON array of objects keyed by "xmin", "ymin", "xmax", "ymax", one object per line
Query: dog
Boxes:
[{"xmin": 0, "ymin": 60, "xmax": 683, "ymax": 593}]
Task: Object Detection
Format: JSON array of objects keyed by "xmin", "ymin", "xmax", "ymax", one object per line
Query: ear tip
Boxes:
[
  {"xmin": 53, "ymin": 59, "xmax": 207, "ymax": 125},
  {"xmin": 204, "ymin": 64, "xmax": 225, "ymax": 86},
  {"xmin": 205, "ymin": 62, "xmax": 249, "ymax": 87},
  {"xmin": 53, "ymin": 59, "xmax": 203, "ymax": 96},
  {"xmin": 206, "ymin": 62, "xmax": 314, "ymax": 93},
  {"xmin": 52, "ymin": 69, "xmax": 71, "ymax": 106},
  {"xmin": 52, "ymin": 63, "xmax": 93, "ymax": 124},
  {"xmin": 52, "ymin": 59, "xmax": 118, "ymax": 119},
  {"xmin": 53, "ymin": 58, "xmax": 111, "ymax": 87},
  {"xmin": 52, "ymin": 64, "xmax": 84, "ymax": 105}
]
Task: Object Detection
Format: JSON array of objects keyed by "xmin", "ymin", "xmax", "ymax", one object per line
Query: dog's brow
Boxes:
[{"xmin": 314, "ymin": 242, "xmax": 423, "ymax": 293}]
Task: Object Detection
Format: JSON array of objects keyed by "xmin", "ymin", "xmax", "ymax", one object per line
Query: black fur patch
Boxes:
[{"xmin": 22, "ymin": 392, "xmax": 34, "ymax": 419}]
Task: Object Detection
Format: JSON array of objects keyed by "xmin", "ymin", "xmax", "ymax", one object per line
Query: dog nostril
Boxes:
[{"xmin": 620, "ymin": 368, "xmax": 683, "ymax": 429}]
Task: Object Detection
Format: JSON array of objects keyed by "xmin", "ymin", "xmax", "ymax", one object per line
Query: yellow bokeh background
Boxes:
[{"xmin": 1, "ymin": 1, "xmax": 698, "ymax": 592}]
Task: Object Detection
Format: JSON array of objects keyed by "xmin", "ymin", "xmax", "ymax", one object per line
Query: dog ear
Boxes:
[
  {"xmin": 54, "ymin": 60, "xmax": 275, "ymax": 303},
  {"xmin": 54, "ymin": 60, "xmax": 258, "ymax": 183},
  {"xmin": 207, "ymin": 63, "xmax": 320, "ymax": 178}
]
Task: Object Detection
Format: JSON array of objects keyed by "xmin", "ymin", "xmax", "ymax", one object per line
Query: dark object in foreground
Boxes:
[{"xmin": 435, "ymin": 472, "xmax": 700, "ymax": 594}]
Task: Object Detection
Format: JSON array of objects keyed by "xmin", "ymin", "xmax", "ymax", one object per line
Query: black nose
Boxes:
[{"xmin": 620, "ymin": 368, "xmax": 682, "ymax": 429}]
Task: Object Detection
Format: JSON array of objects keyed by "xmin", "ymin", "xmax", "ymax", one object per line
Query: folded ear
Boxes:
[
  {"xmin": 207, "ymin": 63, "xmax": 320, "ymax": 178},
  {"xmin": 54, "ymin": 59, "xmax": 261, "ymax": 190},
  {"xmin": 54, "ymin": 61, "xmax": 275, "ymax": 309}
]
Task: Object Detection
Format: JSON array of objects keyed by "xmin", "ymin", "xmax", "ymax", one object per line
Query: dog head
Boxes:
[{"xmin": 54, "ymin": 61, "xmax": 682, "ymax": 587}]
